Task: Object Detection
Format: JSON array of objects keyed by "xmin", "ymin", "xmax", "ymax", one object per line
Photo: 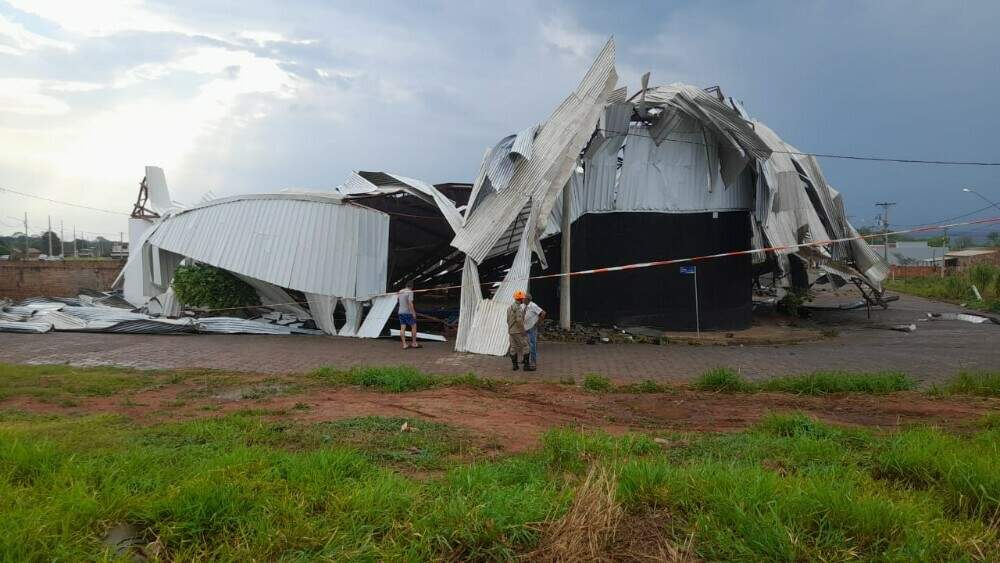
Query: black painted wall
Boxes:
[{"xmin": 531, "ymin": 211, "xmax": 752, "ymax": 331}]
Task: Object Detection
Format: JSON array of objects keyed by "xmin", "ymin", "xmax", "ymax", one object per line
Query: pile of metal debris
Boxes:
[{"xmin": 0, "ymin": 295, "xmax": 325, "ymax": 335}]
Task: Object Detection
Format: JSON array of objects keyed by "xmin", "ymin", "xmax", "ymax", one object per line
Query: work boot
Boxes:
[
  {"xmin": 523, "ymin": 354, "xmax": 535, "ymax": 371},
  {"xmin": 510, "ymin": 354, "xmax": 520, "ymax": 371}
]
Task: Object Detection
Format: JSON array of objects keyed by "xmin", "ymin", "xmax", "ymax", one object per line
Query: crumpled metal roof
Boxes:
[
  {"xmin": 453, "ymin": 41, "xmax": 619, "ymax": 354},
  {"xmin": 452, "ymin": 38, "xmax": 618, "ymax": 266},
  {"xmin": 143, "ymin": 192, "xmax": 390, "ymax": 300}
]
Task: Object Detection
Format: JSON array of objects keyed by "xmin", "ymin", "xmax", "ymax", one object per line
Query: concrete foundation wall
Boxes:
[{"xmin": 0, "ymin": 261, "xmax": 123, "ymax": 300}]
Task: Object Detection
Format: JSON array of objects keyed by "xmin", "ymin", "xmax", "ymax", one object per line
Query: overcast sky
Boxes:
[{"xmin": 1, "ymin": 0, "xmax": 998, "ymax": 240}]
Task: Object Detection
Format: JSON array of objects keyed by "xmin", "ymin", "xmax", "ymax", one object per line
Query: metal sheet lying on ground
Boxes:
[
  {"xmin": 0, "ymin": 320, "xmax": 52, "ymax": 333},
  {"xmin": 195, "ymin": 317, "xmax": 294, "ymax": 335}
]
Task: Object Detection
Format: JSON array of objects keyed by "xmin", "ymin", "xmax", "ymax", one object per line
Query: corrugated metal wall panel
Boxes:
[
  {"xmin": 145, "ymin": 195, "xmax": 389, "ymax": 299},
  {"xmin": 357, "ymin": 294, "xmax": 396, "ymax": 338},
  {"xmin": 339, "ymin": 298, "xmax": 364, "ymax": 337},
  {"xmin": 616, "ymin": 127, "xmax": 752, "ymax": 213},
  {"xmin": 305, "ymin": 293, "xmax": 339, "ymax": 335}
]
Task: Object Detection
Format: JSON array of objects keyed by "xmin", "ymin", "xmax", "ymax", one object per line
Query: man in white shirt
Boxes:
[
  {"xmin": 522, "ymin": 292, "xmax": 545, "ymax": 371},
  {"xmin": 397, "ymin": 281, "xmax": 419, "ymax": 349}
]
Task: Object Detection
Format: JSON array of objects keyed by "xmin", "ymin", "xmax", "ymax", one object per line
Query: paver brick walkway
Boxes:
[{"xmin": 1, "ymin": 295, "xmax": 996, "ymax": 385}]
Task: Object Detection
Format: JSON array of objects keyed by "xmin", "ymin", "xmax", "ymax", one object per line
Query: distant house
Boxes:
[
  {"xmin": 10, "ymin": 248, "xmax": 42, "ymax": 260},
  {"xmin": 110, "ymin": 242, "xmax": 129, "ymax": 259},
  {"xmin": 945, "ymin": 248, "xmax": 1000, "ymax": 270},
  {"xmin": 869, "ymin": 241, "xmax": 949, "ymax": 266}
]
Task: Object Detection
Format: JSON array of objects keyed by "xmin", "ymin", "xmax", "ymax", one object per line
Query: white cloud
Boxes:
[
  {"xmin": 0, "ymin": 79, "xmax": 102, "ymax": 115},
  {"xmin": 5, "ymin": 0, "xmax": 187, "ymax": 37},
  {"xmin": 239, "ymin": 30, "xmax": 316, "ymax": 46},
  {"xmin": 57, "ymin": 46, "xmax": 298, "ymax": 179},
  {"xmin": 539, "ymin": 18, "xmax": 602, "ymax": 59},
  {"xmin": 0, "ymin": 13, "xmax": 73, "ymax": 55}
]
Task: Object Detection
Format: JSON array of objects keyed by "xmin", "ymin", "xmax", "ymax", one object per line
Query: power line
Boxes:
[
  {"xmin": 0, "ymin": 187, "xmax": 129, "ymax": 216},
  {"xmin": 596, "ymin": 128, "xmax": 1000, "ymax": 166},
  {"xmin": 893, "ymin": 204, "xmax": 998, "ymax": 228}
]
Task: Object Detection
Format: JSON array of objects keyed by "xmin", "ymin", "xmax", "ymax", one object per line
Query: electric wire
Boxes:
[
  {"xmin": 0, "ymin": 187, "xmax": 129, "ymax": 216},
  {"xmin": 595, "ymin": 128, "xmax": 1000, "ymax": 166}
]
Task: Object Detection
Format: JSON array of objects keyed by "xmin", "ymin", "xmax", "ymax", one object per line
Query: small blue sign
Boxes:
[{"xmin": 679, "ymin": 265, "xmax": 696, "ymax": 275}]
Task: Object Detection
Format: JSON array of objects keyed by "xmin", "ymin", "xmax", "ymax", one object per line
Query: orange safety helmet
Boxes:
[{"xmin": 513, "ymin": 290, "xmax": 526, "ymax": 300}]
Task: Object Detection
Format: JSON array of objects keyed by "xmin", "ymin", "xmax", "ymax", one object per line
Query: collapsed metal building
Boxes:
[{"xmin": 106, "ymin": 38, "xmax": 887, "ymax": 353}]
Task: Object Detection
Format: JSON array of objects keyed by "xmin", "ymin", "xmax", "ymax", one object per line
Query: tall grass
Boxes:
[
  {"xmin": 0, "ymin": 412, "xmax": 996, "ymax": 560},
  {"xmin": 886, "ymin": 264, "xmax": 1000, "ymax": 312},
  {"xmin": 759, "ymin": 371, "xmax": 914, "ymax": 395},
  {"xmin": 940, "ymin": 371, "xmax": 1000, "ymax": 397},
  {"xmin": 692, "ymin": 369, "xmax": 914, "ymax": 395},
  {"xmin": 310, "ymin": 365, "xmax": 495, "ymax": 392},
  {"xmin": 691, "ymin": 368, "xmax": 754, "ymax": 392}
]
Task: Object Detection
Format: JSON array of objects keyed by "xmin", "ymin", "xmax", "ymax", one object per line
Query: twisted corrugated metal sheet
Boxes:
[
  {"xmin": 196, "ymin": 317, "xmax": 293, "ymax": 335},
  {"xmin": 451, "ymin": 38, "xmax": 618, "ymax": 264},
  {"xmin": 453, "ymin": 38, "xmax": 618, "ymax": 355},
  {"xmin": 143, "ymin": 193, "xmax": 389, "ymax": 300},
  {"xmin": 356, "ymin": 294, "xmax": 397, "ymax": 338}
]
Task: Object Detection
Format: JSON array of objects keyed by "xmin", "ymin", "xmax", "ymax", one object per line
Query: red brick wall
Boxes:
[{"xmin": 0, "ymin": 261, "xmax": 123, "ymax": 300}]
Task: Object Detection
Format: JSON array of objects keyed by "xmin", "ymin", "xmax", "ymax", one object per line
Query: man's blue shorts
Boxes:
[{"xmin": 398, "ymin": 313, "xmax": 415, "ymax": 326}]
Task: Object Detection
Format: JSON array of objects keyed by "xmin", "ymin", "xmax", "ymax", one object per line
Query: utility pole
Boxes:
[
  {"xmin": 60, "ymin": 221, "xmax": 64, "ymax": 256},
  {"xmin": 47, "ymin": 215, "xmax": 53, "ymax": 256},
  {"xmin": 23, "ymin": 212, "xmax": 29, "ymax": 257},
  {"xmin": 874, "ymin": 202, "xmax": 896, "ymax": 261},
  {"xmin": 73, "ymin": 226, "xmax": 78, "ymax": 258},
  {"xmin": 940, "ymin": 227, "xmax": 948, "ymax": 278},
  {"xmin": 559, "ymin": 178, "xmax": 572, "ymax": 330}
]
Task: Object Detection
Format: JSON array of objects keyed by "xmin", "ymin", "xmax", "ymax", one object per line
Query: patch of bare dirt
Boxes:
[{"xmin": 2, "ymin": 381, "xmax": 996, "ymax": 453}]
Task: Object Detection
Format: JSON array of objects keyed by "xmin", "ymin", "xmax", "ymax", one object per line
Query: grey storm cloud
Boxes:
[{"xmin": 0, "ymin": 0, "xmax": 998, "ymax": 238}]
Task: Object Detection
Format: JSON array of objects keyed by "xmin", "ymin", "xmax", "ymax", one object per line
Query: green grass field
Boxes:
[
  {"xmin": 1, "ymin": 363, "xmax": 998, "ymax": 560},
  {"xmin": 2, "ymin": 409, "xmax": 998, "ymax": 560}
]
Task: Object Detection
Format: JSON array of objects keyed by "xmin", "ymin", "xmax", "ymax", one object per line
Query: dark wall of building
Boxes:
[{"xmin": 531, "ymin": 211, "xmax": 752, "ymax": 331}]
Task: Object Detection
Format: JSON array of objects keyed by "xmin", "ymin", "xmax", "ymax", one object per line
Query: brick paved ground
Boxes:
[{"xmin": 1, "ymin": 294, "xmax": 996, "ymax": 386}]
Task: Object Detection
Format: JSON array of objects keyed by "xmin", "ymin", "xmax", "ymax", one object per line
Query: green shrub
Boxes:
[
  {"xmin": 581, "ymin": 374, "xmax": 612, "ymax": 392},
  {"xmin": 691, "ymin": 368, "xmax": 754, "ymax": 392},
  {"xmin": 171, "ymin": 264, "xmax": 260, "ymax": 310}
]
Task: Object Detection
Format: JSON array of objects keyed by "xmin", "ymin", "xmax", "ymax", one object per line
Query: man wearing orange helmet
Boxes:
[{"xmin": 507, "ymin": 290, "xmax": 530, "ymax": 371}]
